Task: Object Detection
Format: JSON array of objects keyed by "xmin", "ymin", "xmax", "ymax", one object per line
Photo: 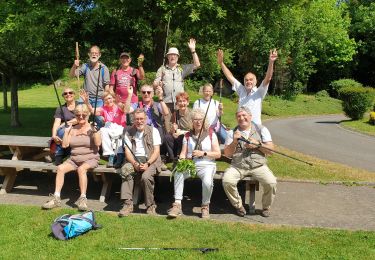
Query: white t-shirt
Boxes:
[
  {"xmin": 193, "ymin": 98, "xmax": 219, "ymax": 127},
  {"xmin": 183, "ymin": 132, "xmax": 218, "ymax": 165},
  {"xmin": 232, "ymin": 79, "xmax": 269, "ymax": 125},
  {"xmin": 225, "ymin": 125, "xmax": 272, "ymax": 146},
  {"xmin": 125, "ymin": 127, "xmax": 161, "ymax": 157}
]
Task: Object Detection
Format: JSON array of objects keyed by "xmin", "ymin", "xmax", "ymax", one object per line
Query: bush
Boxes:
[
  {"xmin": 282, "ymin": 81, "xmax": 304, "ymax": 101},
  {"xmin": 315, "ymin": 90, "xmax": 330, "ymax": 100},
  {"xmin": 369, "ymin": 112, "xmax": 375, "ymax": 125},
  {"xmin": 338, "ymin": 86, "xmax": 375, "ymax": 120},
  {"xmin": 330, "ymin": 79, "xmax": 363, "ymax": 98}
]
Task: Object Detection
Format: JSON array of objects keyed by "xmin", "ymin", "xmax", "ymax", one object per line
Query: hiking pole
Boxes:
[
  {"xmin": 162, "ymin": 14, "xmax": 171, "ymax": 67},
  {"xmin": 238, "ymin": 137, "xmax": 313, "ymax": 166},
  {"xmin": 118, "ymin": 247, "xmax": 218, "ymax": 253},
  {"xmin": 91, "ymin": 63, "xmax": 102, "ymax": 125},
  {"xmin": 193, "ymin": 96, "xmax": 212, "ymax": 152},
  {"xmin": 218, "ymin": 79, "xmax": 223, "ymax": 123},
  {"xmin": 122, "ymin": 131, "xmax": 141, "ymax": 164},
  {"xmin": 47, "ymin": 62, "xmax": 67, "ymax": 127},
  {"xmin": 75, "ymin": 42, "xmax": 80, "ymax": 88}
]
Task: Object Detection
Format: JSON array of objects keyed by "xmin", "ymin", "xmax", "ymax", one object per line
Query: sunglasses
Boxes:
[
  {"xmin": 63, "ymin": 91, "xmax": 74, "ymax": 96},
  {"xmin": 142, "ymin": 91, "xmax": 152, "ymax": 95},
  {"xmin": 75, "ymin": 113, "xmax": 88, "ymax": 118}
]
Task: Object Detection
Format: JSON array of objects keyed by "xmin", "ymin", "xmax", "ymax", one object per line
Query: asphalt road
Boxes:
[{"xmin": 263, "ymin": 115, "xmax": 375, "ymax": 172}]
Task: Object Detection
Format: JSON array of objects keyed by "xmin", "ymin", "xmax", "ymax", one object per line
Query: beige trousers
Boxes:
[{"xmin": 222, "ymin": 165, "xmax": 277, "ymax": 210}]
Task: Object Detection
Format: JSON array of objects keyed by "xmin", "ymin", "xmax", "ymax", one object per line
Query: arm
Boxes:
[
  {"xmin": 137, "ymin": 54, "xmax": 145, "ymax": 80},
  {"xmin": 140, "ymin": 145, "xmax": 160, "ymax": 171},
  {"xmin": 188, "ymin": 38, "xmax": 200, "ymax": 69},
  {"xmin": 69, "ymin": 60, "xmax": 80, "ymax": 78},
  {"xmin": 92, "ymin": 129, "xmax": 101, "ymax": 147},
  {"xmin": 153, "ymin": 67, "xmax": 163, "ymax": 89},
  {"xmin": 179, "ymin": 142, "xmax": 188, "ymax": 159},
  {"xmin": 223, "ymin": 130, "xmax": 241, "ymax": 158},
  {"xmin": 61, "ymin": 125, "xmax": 73, "ymax": 148},
  {"xmin": 51, "ymin": 118, "xmax": 62, "ymax": 143},
  {"xmin": 217, "ymin": 49, "xmax": 235, "ymax": 85},
  {"xmin": 156, "ymin": 86, "xmax": 169, "ymax": 116},
  {"xmin": 193, "ymin": 134, "xmax": 221, "ymax": 159},
  {"xmin": 261, "ymin": 49, "xmax": 278, "ymax": 87}
]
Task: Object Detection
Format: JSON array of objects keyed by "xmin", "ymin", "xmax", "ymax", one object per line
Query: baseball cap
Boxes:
[{"xmin": 120, "ymin": 52, "xmax": 131, "ymax": 58}]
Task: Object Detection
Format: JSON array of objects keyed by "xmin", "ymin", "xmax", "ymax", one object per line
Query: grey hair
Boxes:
[
  {"xmin": 190, "ymin": 108, "xmax": 210, "ymax": 131},
  {"xmin": 236, "ymin": 106, "xmax": 252, "ymax": 115}
]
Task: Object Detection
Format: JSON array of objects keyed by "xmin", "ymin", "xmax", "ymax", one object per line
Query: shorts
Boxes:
[{"xmin": 66, "ymin": 158, "xmax": 99, "ymax": 169}]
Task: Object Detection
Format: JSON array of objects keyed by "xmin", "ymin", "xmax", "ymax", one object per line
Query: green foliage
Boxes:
[
  {"xmin": 171, "ymin": 159, "xmax": 197, "ymax": 178},
  {"xmin": 281, "ymin": 81, "xmax": 304, "ymax": 101},
  {"xmin": 369, "ymin": 111, "xmax": 375, "ymax": 125},
  {"xmin": 338, "ymin": 86, "xmax": 375, "ymax": 120},
  {"xmin": 330, "ymin": 79, "xmax": 363, "ymax": 98},
  {"xmin": 315, "ymin": 90, "xmax": 330, "ymax": 99}
]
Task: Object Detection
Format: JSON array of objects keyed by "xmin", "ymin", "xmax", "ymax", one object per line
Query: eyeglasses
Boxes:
[
  {"xmin": 63, "ymin": 91, "xmax": 74, "ymax": 96},
  {"xmin": 193, "ymin": 118, "xmax": 203, "ymax": 122},
  {"xmin": 90, "ymin": 52, "xmax": 99, "ymax": 55},
  {"xmin": 142, "ymin": 91, "xmax": 152, "ymax": 95},
  {"xmin": 75, "ymin": 113, "xmax": 88, "ymax": 118}
]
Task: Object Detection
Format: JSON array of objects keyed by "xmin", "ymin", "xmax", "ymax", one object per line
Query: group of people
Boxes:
[{"xmin": 43, "ymin": 39, "xmax": 279, "ymax": 219}]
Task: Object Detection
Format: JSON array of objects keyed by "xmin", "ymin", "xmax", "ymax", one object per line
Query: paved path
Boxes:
[
  {"xmin": 1, "ymin": 173, "xmax": 374, "ymax": 231},
  {"xmin": 264, "ymin": 115, "xmax": 375, "ymax": 172}
]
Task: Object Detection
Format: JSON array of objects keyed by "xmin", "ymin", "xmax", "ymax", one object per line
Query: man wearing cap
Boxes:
[
  {"xmin": 222, "ymin": 106, "xmax": 277, "ymax": 218},
  {"xmin": 70, "ymin": 45, "xmax": 110, "ymax": 109},
  {"xmin": 153, "ymin": 38, "xmax": 201, "ymax": 113},
  {"xmin": 217, "ymin": 49, "xmax": 278, "ymax": 125},
  {"xmin": 109, "ymin": 52, "xmax": 145, "ymax": 104}
]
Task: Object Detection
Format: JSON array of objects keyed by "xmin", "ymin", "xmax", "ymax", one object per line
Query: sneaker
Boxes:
[
  {"xmin": 260, "ymin": 208, "xmax": 271, "ymax": 218},
  {"xmin": 75, "ymin": 197, "xmax": 89, "ymax": 211},
  {"xmin": 113, "ymin": 153, "xmax": 125, "ymax": 169},
  {"xmin": 118, "ymin": 203, "xmax": 133, "ymax": 217},
  {"xmin": 167, "ymin": 203, "xmax": 182, "ymax": 218},
  {"xmin": 146, "ymin": 204, "xmax": 157, "ymax": 215},
  {"xmin": 107, "ymin": 154, "xmax": 115, "ymax": 168},
  {"xmin": 42, "ymin": 194, "xmax": 61, "ymax": 209},
  {"xmin": 201, "ymin": 205, "xmax": 210, "ymax": 219},
  {"xmin": 236, "ymin": 206, "xmax": 246, "ymax": 217}
]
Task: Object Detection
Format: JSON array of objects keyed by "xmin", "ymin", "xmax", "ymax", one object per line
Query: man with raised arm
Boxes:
[
  {"xmin": 217, "ymin": 49, "xmax": 278, "ymax": 125},
  {"xmin": 153, "ymin": 38, "xmax": 201, "ymax": 113},
  {"xmin": 222, "ymin": 106, "xmax": 277, "ymax": 217}
]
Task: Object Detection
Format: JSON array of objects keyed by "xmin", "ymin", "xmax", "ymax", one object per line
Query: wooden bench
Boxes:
[{"xmin": 0, "ymin": 158, "xmax": 260, "ymax": 213}]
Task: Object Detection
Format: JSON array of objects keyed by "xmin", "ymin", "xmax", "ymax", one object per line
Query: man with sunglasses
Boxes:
[
  {"xmin": 70, "ymin": 45, "xmax": 110, "ymax": 111},
  {"xmin": 153, "ymin": 38, "xmax": 201, "ymax": 113}
]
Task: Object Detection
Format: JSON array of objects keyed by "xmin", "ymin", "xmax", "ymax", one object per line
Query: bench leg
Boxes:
[
  {"xmin": 99, "ymin": 173, "xmax": 112, "ymax": 202},
  {"xmin": 0, "ymin": 168, "xmax": 17, "ymax": 194},
  {"xmin": 245, "ymin": 181, "xmax": 256, "ymax": 214}
]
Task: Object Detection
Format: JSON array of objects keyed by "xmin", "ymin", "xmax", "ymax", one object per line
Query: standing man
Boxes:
[
  {"xmin": 109, "ymin": 52, "xmax": 145, "ymax": 104},
  {"xmin": 70, "ymin": 45, "xmax": 110, "ymax": 109},
  {"xmin": 217, "ymin": 49, "xmax": 278, "ymax": 125},
  {"xmin": 222, "ymin": 106, "xmax": 277, "ymax": 217},
  {"xmin": 118, "ymin": 108, "xmax": 162, "ymax": 217},
  {"xmin": 153, "ymin": 38, "xmax": 201, "ymax": 113}
]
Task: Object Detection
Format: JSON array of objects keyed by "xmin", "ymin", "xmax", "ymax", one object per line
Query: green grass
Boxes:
[
  {"xmin": 0, "ymin": 204, "xmax": 374, "ymax": 259},
  {"xmin": 340, "ymin": 114, "xmax": 375, "ymax": 136}
]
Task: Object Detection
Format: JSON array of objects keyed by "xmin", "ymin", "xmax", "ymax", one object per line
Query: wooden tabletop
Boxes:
[{"xmin": 0, "ymin": 135, "xmax": 50, "ymax": 148}]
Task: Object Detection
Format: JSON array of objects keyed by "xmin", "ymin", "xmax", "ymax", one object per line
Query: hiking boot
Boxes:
[
  {"xmin": 260, "ymin": 208, "xmax": 271, "ymax": 218},
  {"xmin": 113, "ymin": 153, "xmax": 125, "ymax": 169},
  {"xmin": 167, "ymin": 203, "xmax": 182, "ymax": 218},
  {"xmin": 201, "ymin": 205, "xmax": 210, "ymax": 219},
  {"xmin": 236, "ymin": 206, "xmax": 246, "ymax": 217},
  {"xmin": 118, "ymin": 203, "xmax": 133, "ymax": 217},
  {"xmin": 107, "ymin": 154, "xmax": 115, "ymax": 168},
  {"xmin": 42, "ymin": 194, "xmax": 61, "ymax": 209},
  {"xmin": 76, "ymin": 197, "xmax": 89, "ymax": 211},
  {"xmin": 146, "ymin": 204, "xmax": 157, "ymax": 215}
]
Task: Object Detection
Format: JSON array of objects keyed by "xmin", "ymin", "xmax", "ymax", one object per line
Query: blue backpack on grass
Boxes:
[{"xmin": 51, "ymin": 211, "xmax": 101, "ymax": 240}]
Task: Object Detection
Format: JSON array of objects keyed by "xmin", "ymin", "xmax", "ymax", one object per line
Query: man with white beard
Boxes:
[{"xmin": 70, "ymin": 45, "xmax": 110, "ymax": 109}]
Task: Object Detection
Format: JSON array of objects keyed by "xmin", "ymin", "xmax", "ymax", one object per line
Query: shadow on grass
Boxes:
[{"xmin": 0, "ymin": 107, "xmax": 55, "ymax": 136}]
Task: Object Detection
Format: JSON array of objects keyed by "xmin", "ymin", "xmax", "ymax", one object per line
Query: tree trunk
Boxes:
[
  {"xmin": 10, "ymin": 75, "xmax": 21, "ymax": 127},
  {"xmin": 2, "ymin": 73, "xmax": 8, "ymax": 112},
  {"xmin": 153, "ymin": 21, "xmax": 168, "ymax": 69}
]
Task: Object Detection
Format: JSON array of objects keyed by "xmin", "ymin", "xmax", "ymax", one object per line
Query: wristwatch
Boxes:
[
  {"xmin": 203, "ymin": 152, "xmax": 207, "ymax": 156},
  {"xmin": 147, "ymin": 162, "xmax": 151, "ymax": 167}
]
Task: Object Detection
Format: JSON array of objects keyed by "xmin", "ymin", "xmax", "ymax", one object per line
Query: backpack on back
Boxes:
[{"xmin": 51, "ymin": 211, "xmax": 101, "ymax": 240}]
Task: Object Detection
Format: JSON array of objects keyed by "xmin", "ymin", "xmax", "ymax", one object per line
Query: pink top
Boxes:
[
  {"xmin": 110, "ymin": 67, "xmax": 139, "ymax": 103},
  {"xmin": 100, "ymin": 105, "xmax": 126, "ymax": 127}
]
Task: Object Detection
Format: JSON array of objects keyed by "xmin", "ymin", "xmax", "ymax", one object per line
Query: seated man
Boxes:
[
  {"xmin": 222, "ymin": 106, "xmax": 277, "ymax": 217},
  {"xmin": 118, "ymin": 108, "xmax": 162, "ymax": 217}
]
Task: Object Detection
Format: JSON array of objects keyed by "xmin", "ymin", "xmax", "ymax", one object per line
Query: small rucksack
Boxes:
[{"xmin": 51, "ymin": 211, "xmax": 101, "ymax": 240}]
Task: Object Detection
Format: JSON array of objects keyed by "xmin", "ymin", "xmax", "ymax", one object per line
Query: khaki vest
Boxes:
[{"xmin": 231, "ymin": 123, "xmax": 266, "ymax": 170}]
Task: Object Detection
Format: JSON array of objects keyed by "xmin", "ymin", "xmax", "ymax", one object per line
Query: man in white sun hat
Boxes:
[{"xmin": 153, "ymin": 38, "xmax": 201, "ymax": 113}]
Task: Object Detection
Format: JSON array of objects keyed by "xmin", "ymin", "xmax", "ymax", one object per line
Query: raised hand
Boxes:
[
  {"xmin": 217, "ymin": 49, "xmax": 224, "ymax": 65},
  {"xmin": 269, "ymin": 48, "xmax": 278, "ymax": 62},
  {"xmin": 79, "ymin": 89, "xmax": 89, "ymax": 104},
  {"xmin": 74, "ymin": 59, "xmax": 80, "ymax": 67},
  {"xmin": 137, "ymin": 54, "xmax": 144, "ymax": 67},
  {"xmin": 188, "ymin": 38, "xmax": 196, "ymax": 52}
]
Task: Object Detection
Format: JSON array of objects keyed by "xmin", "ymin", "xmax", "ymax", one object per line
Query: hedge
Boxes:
[{"xmin": 338, "ymin": 86, "xmax": 374, "ymax": 120}]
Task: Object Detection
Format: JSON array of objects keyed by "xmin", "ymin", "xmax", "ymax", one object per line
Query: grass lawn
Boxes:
[
  {"xmin": 340, "ymin": 114, "xmax": 375, "ymax": 136},
  {"xmin": 0, "ymin": 204, "xmax": 374, "ymax": 259}
]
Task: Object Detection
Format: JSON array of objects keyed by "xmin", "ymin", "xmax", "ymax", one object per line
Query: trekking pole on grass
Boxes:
[
  {"xmin": 118, "ymin": 247, "xmax": 218, "ymax": 253},
  {"xmin": 238, "ymin": 137, "xmax": 313, "ymax": 166},
  {"xmin": 47, "ymin": 62, "xmax": 67, "ymax": 127}
]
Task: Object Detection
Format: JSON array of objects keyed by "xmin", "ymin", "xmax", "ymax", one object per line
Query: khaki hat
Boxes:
[
  {"xmin": 166, "ymin": 47, "xmax": 179, "ymax": 56},
  {"xmin": 120, "ymin": 52, "xmax": 131, "ymax": 58}
]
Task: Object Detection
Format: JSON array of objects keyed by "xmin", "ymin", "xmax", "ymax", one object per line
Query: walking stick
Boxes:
[
  {"xmin": 47, "ymin": 62, "xmax": 67, "ymax": 127},
  {"xmin": 193, "ymin": 96, "xmax": 212, "ymax": 152},
  {"xmin": 118, "ymin": 247, "xmax": 218, "ymax": 253},
  {"xmin": 91, "ymin": 64, "xmax": 102, "ymax": 124},
  {"xmin": 162, "ymin": 14, "xmax": 171, "ymax": 67},
  {"xmin": 218, "ymin": 79, "xmax": 223, "ymax": 123},
  {"xmin": 75, "ymin": 42, "xmax": 80, "ymax": 88},
  {"xmin": 238, "ymin": 137, "xmax": 313, "ymax": 166}
]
